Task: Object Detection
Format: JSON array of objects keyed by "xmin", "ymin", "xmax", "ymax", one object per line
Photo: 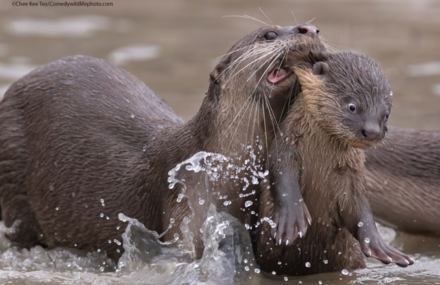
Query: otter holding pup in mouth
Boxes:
[
  {"xmin": 0, "ymin": 24, "xmax": 324, "ymax": 261},
  {"xmin": 0, "ymin": 22, "xmax": 416, "ymax": 276}
]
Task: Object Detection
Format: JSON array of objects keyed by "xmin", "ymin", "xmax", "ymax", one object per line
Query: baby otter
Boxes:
[{"xmin": 257, "ymin": 52, "xmax": 414, "ymax": 275}]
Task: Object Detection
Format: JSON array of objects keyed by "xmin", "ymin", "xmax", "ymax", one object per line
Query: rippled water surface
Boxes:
[{"xmin": 0, "ymin": 0, "xmax": 439, "ymax": 284}]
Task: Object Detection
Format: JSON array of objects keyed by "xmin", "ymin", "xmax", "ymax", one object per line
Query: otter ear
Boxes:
[
  {"xmin": 210, "ymin": 55, "xmax": 231, "ymax": 84},
  {"xmin": 312, "ymin": 62, "xmax": 329, "ymax": 76}
]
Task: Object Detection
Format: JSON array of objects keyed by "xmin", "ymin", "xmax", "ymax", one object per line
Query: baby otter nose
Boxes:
[
  {"xmin": 361, "ymin": 122, "xmax": 381, "ymax": 141},
  {"xmin": 296, "ymin": 25, "xmax": 319, "ymax": 35}
]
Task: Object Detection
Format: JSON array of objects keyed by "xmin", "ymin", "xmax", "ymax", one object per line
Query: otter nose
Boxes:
[
  {"xmin": 295, "ymin": 25, "xmax": 319, "ymax": 35},
  {"xmin": 361, "ymin": 122, "xmax": 381, "ymax": 141}
]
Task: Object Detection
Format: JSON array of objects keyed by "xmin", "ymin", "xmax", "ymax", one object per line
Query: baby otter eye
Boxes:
[
  {"xmin": 348, "ymin": 103, "xmax": 357, "ymax": 113},
  {"xmin": 385, "ymin": 114, "xmax": 390, "ymax": 119},
  {"xmin": 264, "ymin": 31, "xmax": 278, "ymax": 41}
]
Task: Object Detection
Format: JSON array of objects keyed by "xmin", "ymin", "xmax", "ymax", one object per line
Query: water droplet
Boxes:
[
  {"xmin": 113, "ymin": 239, "xmax": 121, "ymax": 245},
  {"xmin": 365, "ymin": 238, "xmax": 370, "ymax": 243},
  {"xmin": 170, "ymin": 218, "xmax": 175, "ymax": 224},
  {"xmin": 323, "ymin": 259, "xmax": 328, "ymax": 264},
  {"xmin": 49, "ymin": 185, "xmax": 54, "ymax": 191},
  {"xmin": 245, "ymin": 201, "xmax": 253, "ymax": 207},
  {"xmin": 100, "ymin": 199, "xmax": 105, "ymax": 206},
  {"xmin": 342, "ymin": 269, "xmax": 349, "ymax": 275},
  {"xmin": 130, "ymin": 114, "xmax": 135, "ymax": 119},
  {"xmin": 223, "ymin": 200, "xmax": 232, "ymax": 206},
  {"xmin": 319, "ymin": 281, "xmax": 322, "ymax": 284},
  {"xmin": 254, "ymin": 268, "xmax": 261, "ymax": 274},
  {"xmin": 245, "ymin": 266, "xmax": 249, "ymax": 271},
  {"xmin": 305, "ymin": 262, "xmax": 311, "ymax": 268},
  {"xmin": 99, "ymin": 266, "xmax": 104, "ymax": 272},
  {"xmin": 108, "ymin": 240, "xmax": 111, "ymax": 243},
  {"xmin": 271, "ymin": 271, "xmax": 276, "ymax": 275},
  {"xmin": 338, "ymin": 251, "xmax": 342, "ymax": 255},
  {"xmin": 299, "ymin": 281, "xmax": 303, "ymax": 284},
  {"xmin": 358, "ymin": 222, "xmax": 363, "ymax": 227},
  {"xmin": 284, "ymin": 276, "xmax": 289, "ymax": 281},
  {"xmin": 100, "ymin": 213, "xmax": 104, "ymax": 218},
  {"xmin": 55, "ymin": 207, "xmax": 59, "ymax": 211},
  {"xmin": 278, "ymin": 261, "xmax": 282, "ymax": 265},
  {"xmin": 199, "ymin": 198, "xmax": 205, "ymax": 205}
]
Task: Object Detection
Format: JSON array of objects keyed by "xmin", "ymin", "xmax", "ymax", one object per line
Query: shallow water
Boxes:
[
  {"xmin": 0, "ymin": 0, "xmax": 439, "ymax": 284},
  {"xmin": 1, "ymin": 151, "xmax": 440, "ymax": 285}
]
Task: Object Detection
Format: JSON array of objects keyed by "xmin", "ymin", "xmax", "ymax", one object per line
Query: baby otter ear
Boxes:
[
  {"xmin": 312, "ymin": 62, "xmax": 329, "ymax": 76},
  {"xmin": 210, "ymin": 55, "xmax": 231, "ymax": 84}
]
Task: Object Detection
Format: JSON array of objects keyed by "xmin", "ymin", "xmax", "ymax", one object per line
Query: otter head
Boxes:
[
  {"xmin": 208, "ymin": 24, "xmax": 326, "ymax": 148},
  {"xmin": 294, "ymin": 52, "xmax": 392, "ymax": 149}
]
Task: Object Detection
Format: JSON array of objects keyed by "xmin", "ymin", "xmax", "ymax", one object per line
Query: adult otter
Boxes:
[
  {"xmin": 365, "ymin": 127, "xmax": 440, "ymax": 235},
  {"xmin": 0, "ymin": 24, "xmax": 324, "ymax": 260},
  {"xmin": 257, "ymin": 52, "xmax": 414, "ymax": 276}
]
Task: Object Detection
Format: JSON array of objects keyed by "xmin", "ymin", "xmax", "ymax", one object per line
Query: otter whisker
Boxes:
[
  {"xmin": 305, "ymin": 17, "xmax": 316, "ymax": 25},
  {"xmin": 262, "ymin": 91, "xmax": 279, "ymax": 161},
  {"xmin": 291, "ymin": 11, "xmax": 298, "ymax": 25},
  {"xmin": 223, "ymin": 46, "xmax": 273, "ymax": 83},
  {"xmin": 229, "ymin": 48, "xmax": 279, "ymax": 85},
  {"xmin": 223, "ymin": 15, "xmax": 270, "ymax": 26},
  {"xmin": 250, "ymin": 89, "xmax": 261, "ymax": 148},
  {"xmin": 245, "ymin": 48, "xmax": 282, "ymax": 82},
  {"xmin": 220, "ymin": 94, "xmax": 254, "ymax": 138},
  {"xmin": 214, "ymin": 44, "xmax": 255, "ymax": 59},
  {"xmin": 258, "ymin": 8, "xmax": 274, "ymax": 26},
  {"xmin": 261, "ymin": 92, "xmax": 269, "ymax": 160},
  {"xmin": 246, "ymin": 46, "xmax": 284, "ymax": 85},
  {"xmin": 252, "ymin": 49, "xmax": 284, "ymax": 94},
  {"xmin": 226, "ymin": 95, "xmax": 254, "ymax": 151}
]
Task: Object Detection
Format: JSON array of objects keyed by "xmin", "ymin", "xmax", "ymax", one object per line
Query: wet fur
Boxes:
[
  {"xmin": 365, "ymin": 127, "xmax": 440, "ymax": 235},
  {"xmin": 0, "ymin": 26, "xmax": 324, "ymax": 259},
  {"xmin": 257, "ymin": 53, "xmax": 412, "ymax": 276}
]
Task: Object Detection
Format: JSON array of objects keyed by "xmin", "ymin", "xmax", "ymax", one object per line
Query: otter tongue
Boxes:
[{"xmin": 268, "ymin": 68, "xmax": 291, "ymax": 84}]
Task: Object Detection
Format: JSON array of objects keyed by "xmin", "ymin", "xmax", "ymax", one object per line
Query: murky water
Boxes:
[{"xmin": 0, "ymin": 0, "xmax": 439, "ymax": 284}]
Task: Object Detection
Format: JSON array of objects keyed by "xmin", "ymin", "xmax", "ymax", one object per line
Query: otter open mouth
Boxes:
[{"xmin": 267, "ymin": 66, "xmax": 293, "ymax": 84}]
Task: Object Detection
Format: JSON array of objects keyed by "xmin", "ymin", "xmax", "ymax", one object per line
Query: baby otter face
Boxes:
[{"xmin": 294, "ymin": 52, "xmax": 392, "ymax": 149}]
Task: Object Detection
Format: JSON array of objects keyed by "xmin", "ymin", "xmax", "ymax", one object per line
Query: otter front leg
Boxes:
[
  {"xmin": 341, "ymin": 193, "xmax": 414, "ymax": 267},
  {"xmin": 270, "ymin": 144, "xmax": 311, "ymax": 246}
]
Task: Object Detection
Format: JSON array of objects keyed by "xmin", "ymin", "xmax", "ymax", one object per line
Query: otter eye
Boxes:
[
  {"xmin": 348, "ymin": 103, "xmax": 357, "ymax": 113},
  {"xmin": 264, "ymin": 31, "xmax": 278, "ymax": 41},
  {"xmin": 385, "ymin": 114, "xmax": 390, "ymax": 119}
]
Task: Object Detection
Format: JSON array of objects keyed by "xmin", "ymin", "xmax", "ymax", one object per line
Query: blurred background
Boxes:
[{"xmin": 0, "ymin": 0, "xmax": 439, "ymax": 128}]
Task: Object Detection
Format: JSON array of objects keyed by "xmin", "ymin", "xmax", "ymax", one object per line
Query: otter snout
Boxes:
[
  {"xmin": 361, "ymin": 122, "xmax": 382, "ymax": 141},
  {"xmin": 295, "ymin": 25, "xmax": 319, "ymax": 35}
]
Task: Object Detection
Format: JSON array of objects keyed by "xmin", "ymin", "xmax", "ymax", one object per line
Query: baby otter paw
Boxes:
[
  {"xmin": 359, "ymin": 234, "xmax": 414, "ymax": 267},
  {"xmin": 272, "ymin": 201, "xmax": 311, "ymax": 246}
]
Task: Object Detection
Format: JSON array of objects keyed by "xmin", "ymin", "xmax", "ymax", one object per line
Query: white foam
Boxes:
[
  {"xmin": 407, "ymin": 61, "xmax": 440, "ymax": 77},
  {"xmin": 108, "ymin": 45, "xmax": 161, "ymax": 65},
  {"xmin": 5, "ymin": 16, "xmax": 110, "ymax": 37}
]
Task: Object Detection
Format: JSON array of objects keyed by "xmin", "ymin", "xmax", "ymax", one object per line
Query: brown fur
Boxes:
[
  {"xmin": 0, "ymin": 25, "xmax": 325, "ymax": 260},
  {"xmin": 256, "ymin": 52, "xmax": 413, "ymax": 276},
  {"xmin": 365, "ymin": 126, "xmax": 440, "ymax": 235}
]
